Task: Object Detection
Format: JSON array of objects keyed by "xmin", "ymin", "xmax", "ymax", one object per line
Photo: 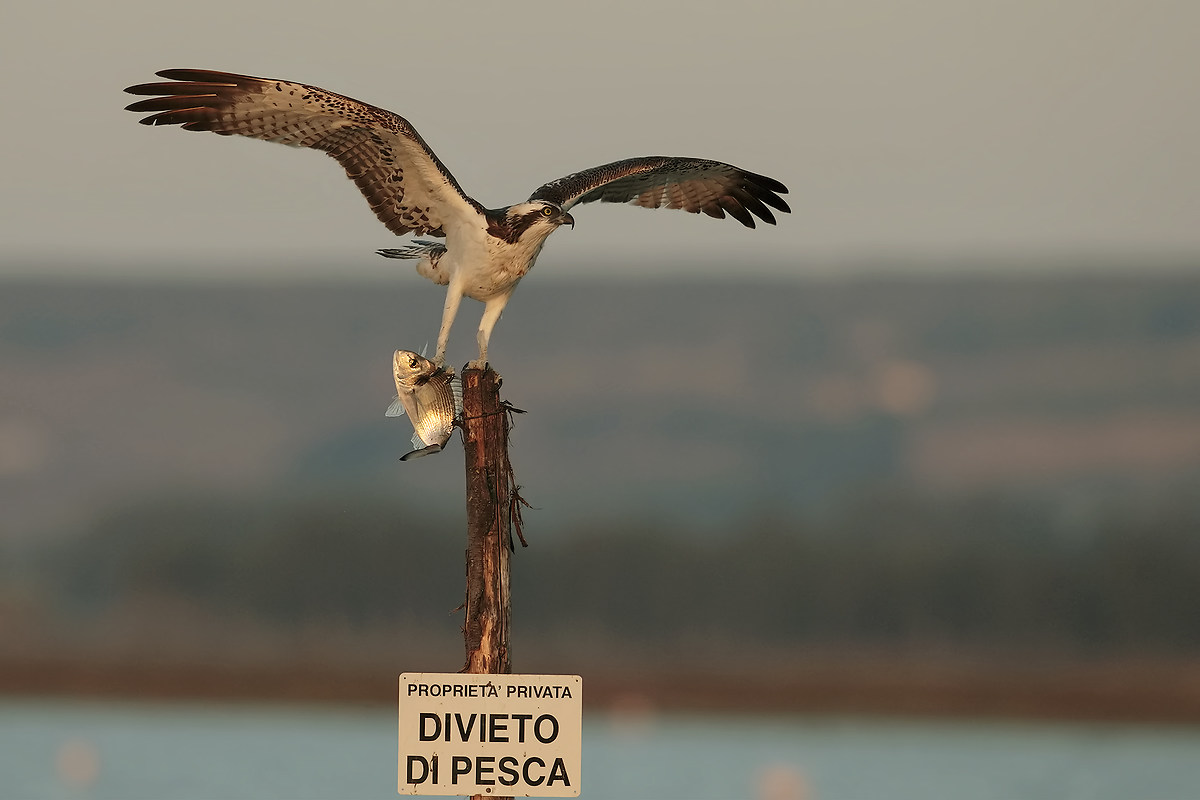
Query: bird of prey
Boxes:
[{"xmin": 124, "ymin": 69, "xmax": 790, "ymax": 367}]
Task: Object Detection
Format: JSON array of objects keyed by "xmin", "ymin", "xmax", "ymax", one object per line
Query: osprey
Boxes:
[{"xmin": 124, "ymin": 69, "xmax": 790, "ymax": 367}]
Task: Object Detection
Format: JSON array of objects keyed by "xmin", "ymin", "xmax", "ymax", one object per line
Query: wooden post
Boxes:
[
  {"xmin": 460, "ymin": 366, "xmax": 522, "ymax": 800},
  {"xmin": 460, "ymin": 366, "xmax": 524, "ymax": 678}
]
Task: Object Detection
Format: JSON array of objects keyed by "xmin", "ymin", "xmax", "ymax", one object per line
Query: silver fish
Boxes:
[{"xmin": 386, "ymin": 350, "xmax": 463, "ymax": 460}]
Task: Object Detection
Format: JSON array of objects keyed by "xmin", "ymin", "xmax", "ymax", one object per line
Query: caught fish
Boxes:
[{"xmin": 387, "ymin": 349, "xmax": 463, "ymax": 460}]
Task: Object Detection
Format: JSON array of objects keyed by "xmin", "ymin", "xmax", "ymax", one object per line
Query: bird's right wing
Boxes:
[{"xmin": 125, "ymin": 69, "xmax": 484, "ymax": 237}]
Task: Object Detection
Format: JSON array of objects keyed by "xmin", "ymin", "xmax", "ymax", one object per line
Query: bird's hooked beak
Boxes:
[{"xmin": 561, "ymin": 212, "xmax": 575, "ymax": 229}]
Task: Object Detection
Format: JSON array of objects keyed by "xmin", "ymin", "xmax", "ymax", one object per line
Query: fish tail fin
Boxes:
[{"xmin": 401, "ymin": 443, "xmax": 443, "ymax": 461}]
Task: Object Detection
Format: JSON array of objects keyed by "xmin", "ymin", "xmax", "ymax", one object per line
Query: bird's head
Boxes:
[
  {"xmin": 507, "ymin": 201, "xmax": 574, "ymax": 232},
  {"xmin": 486, "ymin": 200, "xmax": 575, "ymax": 247}
]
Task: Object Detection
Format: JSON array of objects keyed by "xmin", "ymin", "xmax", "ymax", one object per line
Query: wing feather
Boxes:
[
  {"xmin": 529, "ymin": 156, "xmax": 789, "ymax": 228},
  {"xmin": 124, "ymin": 69, "xmax": 483, "ymax": 237}
]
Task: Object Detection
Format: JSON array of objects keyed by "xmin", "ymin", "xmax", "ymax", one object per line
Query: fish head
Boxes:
[{"xmin": 392, "ymin": 349, "xmax": 438, "ymax": 392}]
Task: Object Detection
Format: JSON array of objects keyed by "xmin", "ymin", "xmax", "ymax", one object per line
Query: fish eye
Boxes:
[
  {"xmin": 408, "ymin": 356, "xmax": 419, "ymax": 368},
  {"xmin": 541, "ymin": 206, "xmax": 554, "ymax": 217}
]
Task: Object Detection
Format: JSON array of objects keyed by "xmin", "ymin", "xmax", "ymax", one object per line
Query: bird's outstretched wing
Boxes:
[
  {"xmin": 528, "ymin": 156, "xmax": 789, "ymax": 228},
  {"xmin": 124, "ymin": 69, "xmax": 484, "ymax": 237}
]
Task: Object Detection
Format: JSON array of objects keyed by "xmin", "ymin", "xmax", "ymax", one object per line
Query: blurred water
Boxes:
[{"xmin": 2, "ymin": 698, "xmax": 1198, "ymax": 800}]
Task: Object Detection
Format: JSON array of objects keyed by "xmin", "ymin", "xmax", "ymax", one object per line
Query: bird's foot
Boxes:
[{"xmin": 466, "ymin": 358, "xmax": 501, "ymax": 381}]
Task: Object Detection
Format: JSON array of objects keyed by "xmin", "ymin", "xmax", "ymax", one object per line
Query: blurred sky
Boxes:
[{"xmin": 2, "ymin": 0, "xmax": 1198, "ymax": 280}]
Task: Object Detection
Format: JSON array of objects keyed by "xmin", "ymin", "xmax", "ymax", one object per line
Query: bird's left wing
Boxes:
[
  {"xmin": 124, "ymin": 69, "xmax": 484, "ymax": 237},
  {"xmin": 528, "ymin": 156, "xmax": 789, "ymax": 228}
]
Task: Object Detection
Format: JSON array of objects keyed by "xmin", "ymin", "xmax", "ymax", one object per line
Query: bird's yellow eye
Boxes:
[{"xmin": 541, "ymin": 206, "xmax": 554, "ymax": 217}]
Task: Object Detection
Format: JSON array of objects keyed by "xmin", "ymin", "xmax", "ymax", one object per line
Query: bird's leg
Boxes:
[
  {"xmin": 434, "ymin": 285, "xmax": 465, "ymax": 366},
  {"xmin": 468, "ymin": 294, "xmax": 509, "ymax": 371}
]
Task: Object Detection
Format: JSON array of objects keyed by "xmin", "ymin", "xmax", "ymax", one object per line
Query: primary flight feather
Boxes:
[{"xmin": 124, "ymin": 69, "xmax": 790, "ymax": 367}]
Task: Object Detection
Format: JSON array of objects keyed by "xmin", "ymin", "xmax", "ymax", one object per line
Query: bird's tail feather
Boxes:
[
  {"xmin": 377, "ymin": 240, "xmax": 447, "ymax": 260},
  {"xmin": 378, "ymin": 240, "xmax": 450, "ymax": 285}
]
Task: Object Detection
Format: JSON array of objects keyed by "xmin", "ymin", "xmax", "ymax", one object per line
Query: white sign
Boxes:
[{"xmin": 398, "ymin": 673, "xmax": 582, "ymax": 797}]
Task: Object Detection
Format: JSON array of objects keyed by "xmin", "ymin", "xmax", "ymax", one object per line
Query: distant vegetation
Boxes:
[
  {"xmin": 4, "ymin": 272, "xmax": 1200, "ymax": 671},
  {"xmin": 42, "ymin": 486, "xmax": 1200, "ymax": 662}
]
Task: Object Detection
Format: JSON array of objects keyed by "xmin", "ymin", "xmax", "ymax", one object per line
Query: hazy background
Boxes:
[
  {"xmin": 2, "ymin": 0, "xmax": 1199, "ymax": 278},
  {"xmin": 3, "ymin": 0, "xmax": 1200, "ymax": 739},
  {"xmin": 4, "ymin": 2, "xmax": 1200, "ymax": 797}
]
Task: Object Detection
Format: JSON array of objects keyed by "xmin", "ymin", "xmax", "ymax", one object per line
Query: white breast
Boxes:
[{"xmin": 446, "ymin": 224, "xmax": 555, "ymax": 301}]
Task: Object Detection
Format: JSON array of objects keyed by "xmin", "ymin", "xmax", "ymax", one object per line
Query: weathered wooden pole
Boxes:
[
  {"xmin": 459, "ymin": 366, "xmax": 525, "ymax": 677},
  {"xmin": 459, "ymin": 367, "xmax": 528, "ymax": 800}
]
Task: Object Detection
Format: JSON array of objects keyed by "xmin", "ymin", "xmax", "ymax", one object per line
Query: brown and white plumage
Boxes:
[
  {"xmin": 125, "ymin": 69, "xmax": 481, "ymax": 237},
  {"xmin": 124, "ymin": 69, "xmax": 790, "ymax": 367},
  {"xmin": 530, "ymin": 157, "xmax": 788, "ymax": 228}
]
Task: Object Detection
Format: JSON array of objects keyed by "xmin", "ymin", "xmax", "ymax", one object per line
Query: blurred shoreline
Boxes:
[{"xmin": 4, "ymin": 654, "xmax": 1199, "ymax": 724}]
